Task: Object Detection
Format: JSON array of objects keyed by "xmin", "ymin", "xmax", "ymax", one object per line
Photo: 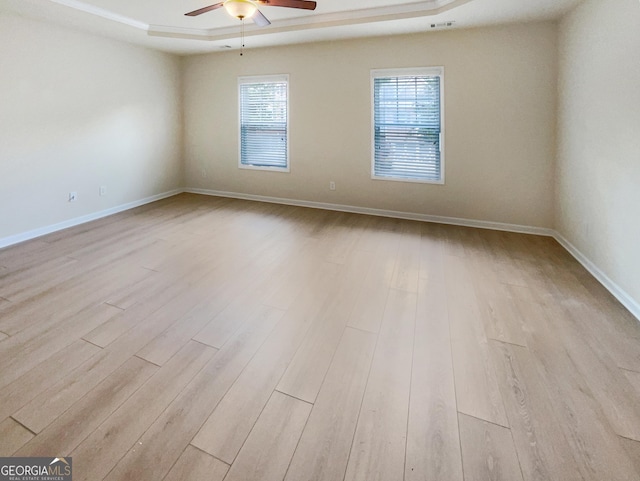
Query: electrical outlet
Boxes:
[
  {"xmin": 99, "ymin": 186, "xmax": 107, "ymax": 196},
  {"xmin": 329, "ymin": 181, "xmax": 336, "ymax": 191},
  {"xmin": 69, "ymin": 192, "xmax": 77, "ymax": 202}
]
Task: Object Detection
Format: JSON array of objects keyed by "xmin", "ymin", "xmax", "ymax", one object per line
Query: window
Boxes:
[
  {"xmin": 371, "ymin": 67, "xmax": 444, "ymax": 183},
  {"xmin": 238, "ymin": 75, "xmax": 289, "ymax": 172}
]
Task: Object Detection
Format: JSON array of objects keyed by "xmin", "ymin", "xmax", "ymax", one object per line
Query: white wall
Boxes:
[
  {"xmin": 556, "ymin": 0, "xmax": 640, "ymax": 306},
  {"xmin": 183, "ymin": 22, "xmax": 557, "ymax": 228},
  {"xmin": 0, "ymin": 13, "xmax": 183, "ymax": 240}
]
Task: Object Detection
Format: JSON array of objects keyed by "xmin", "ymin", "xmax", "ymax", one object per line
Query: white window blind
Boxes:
[
  {"xmin": 372, "ymin": 67, "xmax": 444, "ymax": 183},
  {"xmin": 239, "ymin": 75, "xmax": 289, "ymax": 171}
]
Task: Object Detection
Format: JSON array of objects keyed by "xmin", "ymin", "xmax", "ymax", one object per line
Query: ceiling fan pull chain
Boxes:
[{"xmin": 240, "ymin": 18, "xmax": 244, "ymax": 56}]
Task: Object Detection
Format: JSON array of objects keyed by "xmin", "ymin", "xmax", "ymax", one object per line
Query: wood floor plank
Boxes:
[
  {"xmin": 5, "ymin": 221, "xmax": 153, "ymax": 276},
  {"xmin": 163, "ymin": 446, "xmax": 229, "ymax": 481},
  {"xmin": 81, "ymin": 280, "xmax": 187, "ymax": 348},
  {"xmin": 458, "ymin": 226, "xmax": 488, "ymax": 259},
  {"xmin": 352, "ymin": 215, "xmax": 392, "ymax": 254},
  {"xmin": 102, "ymin": 268, "xmax": 159, "ymax": 310},
  {"xmin": 471, "ymin": 259, "xmax": 528, "ymax": 347},
  {"xmin": 60, "ymin": 220, "xmax": 178, "ymax": 265},
  {"xmin": 102, "ymin": 305, "xmax": 284, "ymax": 481},
  {"xmin": 582, "ymin": 295, "xmax": 640, "ymax": 372},
  {"xmin": 0, "ymin": 255, "xmax": 78, "ymax": 301},
  {"xmin": 484, "ymin": 231, "xmax": 531, "ymax": 287},
  {"xmin": 0, "ymin": 240, "xmax": 51, "ymax": 271},
  {"xmin": 136, "ymin": 231, "xmax": 234, "ymax": 278},
  {"xmin": 535, "ymin": 257, "xmax": 640, "ymax": 373},
  {"xmin": 321, "ymin": 213, "xmax": 367, "ymax": 265},
  {"xmin": 192, "ymin": 294, "xmax": 268, "ymax": 349},
  {"xmin": 441, "ymin": 225, "xmax": 468, "ymax": 258},
  {"xmin": 40, "ymin": 212, "xmax": 150, "ymax": 251},
  {"xmin": 224, "ymin": 391, "xmax": 312, "ymax": 481},
  {"xmin": 519, "ymin": 294, "xmax": 640, "ymax": 481},
  {"xmin": 545, "ymin": 301, "xmax": 640, "ymax": 441},
  {"xmin": 406, "ymin": 275, "xmax": 463, "ymax": 481},
  {"xmin": 533, "ymin": 263, "xmax": 640, "ymax": 436},
  {"xmin": 343, "ymin": 289, "xmax": 416, "ymax": 481},
  {"xmin": 489, "ymin": 340, "xmax": 583, "ymax": 481},
  {"xmin": 418, "ymin": 222, "xmax": 446, "ymax": 280},
  {"xmin": 390, "ymin": 221, "xmax": 421, "ymax": 293},
  {"xmin": 15, "ymin": 356, "xmax": 156, "ymax": 454},
  {"xmin": 346, "ymin": 232, "xmax": 398, "ymax": 333},
  {"xmin": 104, "ymin": 270, "xmax": 161, "ymax": 311},
  {"xmin": 11, "ymin": 279, "xmax": 217, "ymax": 433},
  {"xmin": 260, "ymin": 240, "xmax": 325, "ymax": 311},
  {"xmin": 284, "ymin": 327, "xmax": 377, "ymax": 481},
  {"xmin": 134, "ymin": 274, "xmax": 241, "ymax": 364},
  {"xmin": 0, "ymin": 282, "xmax": 92, "ymax": 337},
  {"xmin": 458, "ymin": 413, "xmax": 524, "ymax": 481},
  {"xmin": 122, "ymin": 238, "xmax": 174, "ymax": 272},
  {"xmin": 620, "ymin": 437, "xmax": 640, "ymax": 477},
  {"xmin": 625, "ymin": 369, "xmax": 640, "ymax": 393},
  {"xmin": 493, "ymin": 257, "xmax": 530, "ymax": 288},
  {"xmin": 0, "ymin": 262, "xmax": 149, "ymax": 337},
  {"xmin": 0, "ymin": 297, "xmax": 118, "ymax": 357},
  {"xmin": 0, "ymin": 255, "xmax": 109, "ymax": 307},
  {"xmin": 138, "ymin": 236, "xmax": 291, "ymax": 365},
  {"xmin": 71, "ymin": 340, "xmax": 217, "ymax": 481},
  {"xmin": 0, "ymin": 418, "xmax": 34, "ymax": 456},
  {"xmin": 0, "ymin": 303, "xmax": 121, "ymax": 390},
  {"xmin": 446, "ymin": 254, "xmax": 509, "ymax": 427},
  {"xmin": 345, "ymin": 264, "xmax": 391, "ymax": 333},
  {"xmin": 0, "ymin": 339, "xmax": 101, "ymax": 423},
  {"xmin": 144, "ymin": 230, "xmax": 240, "ymax": 276},
  {"xmin": 191, "ymin": 261, "xmax": 340, "ymax": 463},
  {"xmin": 277, "ymin": 249, "xmax": 372, "ymax": 403}
]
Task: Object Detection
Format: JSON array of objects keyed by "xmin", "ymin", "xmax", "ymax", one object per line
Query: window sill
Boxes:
[
  {"xmin": 371, "ymin": 174, "xmax": 444, "ymax": 185},
  {"xmin": 239, "ymin": 164, "xmax": 290, "ymax": 173}
]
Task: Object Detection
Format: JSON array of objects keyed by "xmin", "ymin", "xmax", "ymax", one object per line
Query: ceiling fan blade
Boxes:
[
  {"xmin": 257, "ymin": 0, "xmax": 317, "ymax": 10},
  {"xmin": 252, "ymin": 9, "xmax": 272, "ymax": 27},
  {"xmin": 184, "ymin": 2, "xmax": 225, "ymax": 16}
]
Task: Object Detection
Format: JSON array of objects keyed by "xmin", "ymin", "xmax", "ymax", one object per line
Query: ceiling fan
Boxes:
[{"xmin": 185, "ymin": 0, "xmax": 317, "ymax": 27}]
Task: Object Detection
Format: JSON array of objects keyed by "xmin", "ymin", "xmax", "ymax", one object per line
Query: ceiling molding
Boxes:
[
  {"xmin": 50, "ymin": 0, "xmax": 149, "ymax": 30},
  {"xmin": 1, "ymin": 0, "xmax": 580, "ymax": 54},
  {"xmin": 48, "ymin": 0, "xmax": 472, "ymax": 41},
  {"xmin": 149, "ymin": 0, "xmax": 471, "ymax": 40}
]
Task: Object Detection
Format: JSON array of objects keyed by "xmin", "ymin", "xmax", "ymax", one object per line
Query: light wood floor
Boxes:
[{"xmin": 1, "ymin": 193, "xmax": 640, "ymax": 481}]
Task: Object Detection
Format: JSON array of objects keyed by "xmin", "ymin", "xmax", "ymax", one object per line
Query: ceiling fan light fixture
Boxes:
[{"xmin": 224, "ymin": 0, "xmax": 257, "ymax": 19}]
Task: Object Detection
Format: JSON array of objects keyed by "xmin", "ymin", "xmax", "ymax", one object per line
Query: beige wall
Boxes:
[
  {"xmin": 556, "ymin": 0, "xmax": 640, "ymax": 304},
  {"xmin": 183, "ymin": 22, "xmax": 557, "ymax": 228},
  {"xmin": 0, "ymin": 13, "xmax": 183, "ymax": 240}
]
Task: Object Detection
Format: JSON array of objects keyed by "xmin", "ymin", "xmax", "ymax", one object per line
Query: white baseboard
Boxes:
[
  {"xmin": 185, "ymin": 188, "xmax": 555, "ymax": 237},
  {"xmin": 187, "ymin": 188, "xmax": 639, "ymax": 322},
  {"xmin": 0, "ymin": 189, "xmax": 182, "ymax": 249},
  {"xmin": 2, "ymin": 186, "xmax": 637, "ymax": 323},
  {"xmin": 553, "ymin": 232, "xmax": 640, "ymax": 322}
]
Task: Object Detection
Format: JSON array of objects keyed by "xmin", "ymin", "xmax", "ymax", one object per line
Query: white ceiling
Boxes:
[{"xmin": 0, "ymin": 0, "xmax": 583, "ymax": 55}]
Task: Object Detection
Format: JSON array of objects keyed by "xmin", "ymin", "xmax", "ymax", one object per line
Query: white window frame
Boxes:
[
  {"xmin": 238, "ymin": 74, "xmax": 290, "ymax": 173},
  {"xmin": 371, "ymin": 67, "xmax": 445, "ymax": 184}
]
